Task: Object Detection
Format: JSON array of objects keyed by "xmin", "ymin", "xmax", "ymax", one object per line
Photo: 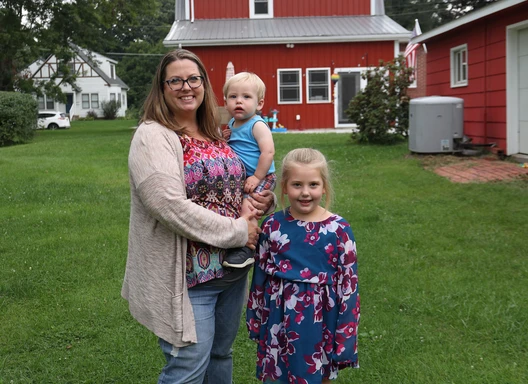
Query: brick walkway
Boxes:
[{"xmin": 434, "ymin": 159, "xmax": 528, "ymax": 183}]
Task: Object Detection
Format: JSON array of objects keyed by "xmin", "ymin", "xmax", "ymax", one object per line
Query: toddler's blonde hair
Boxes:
[
  {"xmin": 223, "ymin": 72, "xmax": 266, "ymax": 101},
  {"xmin": 280, "ymin": 148, "xmax": 333, "ymax": 210}
]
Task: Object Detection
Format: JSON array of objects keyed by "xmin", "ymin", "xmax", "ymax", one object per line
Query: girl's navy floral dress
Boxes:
[{"xmin": 246, "ymin": 209, "xmax": 360, "ymax": 384}]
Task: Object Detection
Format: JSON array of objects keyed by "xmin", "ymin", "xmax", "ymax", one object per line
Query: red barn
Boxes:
[
  {"xmin": 412, "ymin": 0, "xmax": 528, "ymax": 156},
  {"xmin": 163, "ymin": 0, "xmax": 410, "ymax": 130}
]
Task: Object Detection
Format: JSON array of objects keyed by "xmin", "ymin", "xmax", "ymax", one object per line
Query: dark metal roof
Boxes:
[
  {"xmin": 164, "ymin": 15, "xmax": 411, "ymax": 47},
  {"xmin": 73, "ymin": 45, "xmax": 129, "ymax": 89}
]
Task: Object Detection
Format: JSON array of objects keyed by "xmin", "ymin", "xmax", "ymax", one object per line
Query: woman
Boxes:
[{"xmin": 122, "ymin": 49, "xmax": 275, "ymax": 384}]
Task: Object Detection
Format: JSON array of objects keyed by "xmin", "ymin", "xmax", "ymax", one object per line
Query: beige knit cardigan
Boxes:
[{"xmin": 122, "ymin": 121, "xmax": 249, "ymax": 346}]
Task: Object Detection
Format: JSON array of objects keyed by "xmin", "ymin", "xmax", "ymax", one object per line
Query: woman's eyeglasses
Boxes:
[{"xmin": 164, "ymin": 76, "xmax": 204, "ymax": 91}]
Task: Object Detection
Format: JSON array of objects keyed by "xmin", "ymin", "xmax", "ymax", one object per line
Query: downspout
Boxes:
[
  {"xmin": 191, "ymin": 0, "xmax": 195, "ymax": 23},
  {"xmin": 483, "ymin": 20, "xmax": 488, "ymax": 144}
]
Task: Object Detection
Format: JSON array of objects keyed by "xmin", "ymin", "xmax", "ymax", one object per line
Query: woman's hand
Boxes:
[
  {"xmin": 241, "ymin": 208, "xmax": 261, "ymax": 249},
  {"xmin": 247, "ymin": 190, "xmax": 275, "ymax": 220}
]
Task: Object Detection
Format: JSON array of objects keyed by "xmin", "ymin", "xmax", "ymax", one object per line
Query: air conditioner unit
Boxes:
[{"xmin": 409, "ymin": 96, "xmax": 464, "ymax": 153}]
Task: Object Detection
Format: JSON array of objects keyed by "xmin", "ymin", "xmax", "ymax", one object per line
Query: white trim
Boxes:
[
  {"xmin": 164, "ymin": 33, "xmax": 411, "ymax": 47},
  {"xmin": 306, "ymin": 68, "xmax": 331, "ymax": 104},
  {"xmin": 506, "ymin": 19, "xmax": 528, "ymax": 155},
  {"xmin": 333, "ymin": 67, "xmax": 368, "ymax": 128},
  {"xmin": 370, "ymin": 0, "xmax": 376, "ymax": 15},
  {"xmin": 394, "ymin": 41, "xmax": 400, "ymax": 57},
  {"xmin": 184, "ymin": 0, "xmax": 190, "ymax": 20},
  {"xmin": 277, "ymin": 68, "xmax": 302, "ymax": 104},
  {"xmin": 413, "ymin": 0, "xmax": 526, "ymax": 44},
  {"xmin": 250, "ymin": 0, "xmax": 274, "ymax": 19},
  {"xmin": 450, "ymin": 44, "xmax": 468, "ymax": 88}
]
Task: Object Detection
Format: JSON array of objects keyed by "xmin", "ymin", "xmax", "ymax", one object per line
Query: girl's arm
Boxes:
[
  {"xmin": 333, "ymin": 224, "xmax": 360, "ymax": 364},
  {"xmin": 246, "ymin": 232, "xmax": 271, "ymax": 340}
]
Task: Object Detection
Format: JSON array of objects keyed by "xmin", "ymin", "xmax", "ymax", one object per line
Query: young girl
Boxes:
[{"xmin": 246, "ymin": 148, "xmax": 360, "ymax": 383}]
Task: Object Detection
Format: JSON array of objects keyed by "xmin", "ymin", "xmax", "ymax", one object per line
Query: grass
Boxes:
[{"xmin": 1, "ymin": 121, "xmax": 527, "ymax": 383}]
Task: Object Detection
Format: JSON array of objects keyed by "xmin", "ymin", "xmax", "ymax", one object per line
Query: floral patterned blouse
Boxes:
[{"xmin": 179, "ymin": 135, "xmax": 245, "ymax": 288}]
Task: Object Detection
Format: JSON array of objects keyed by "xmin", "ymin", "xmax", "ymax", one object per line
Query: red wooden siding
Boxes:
[
  {"xmin": 195, "ymin": 0, "xmax": 370, "ymax": 19},
  {"xmin": 194, "ymin": 0, "xmax": 248, "ymax": 19},
  {"xmin": 274, "ymin": 0, "xmax": 370, "ymax": 17},
  {"xmin": 189, "ymin": 41, "xmax": 394, "ymax": 130},
  {"xmin": 424, "ymin": 1, "xmax": 528, "ymax": 150}
]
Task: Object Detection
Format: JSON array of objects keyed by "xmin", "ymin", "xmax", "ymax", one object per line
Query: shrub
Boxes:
[
  {"xmin": 100, "ymin": 100, "xmax": 121, "ymax": 120},
  {"xmin": 0, "ymin": 92, "xmax": 37, "ymax": 147},
  {"xmin": 125, "ymin": 107, "xmax": 140, "ymax": 120},
  {"xmin": 346, "ymin": 55, "xmax": 413, "ymax": 144},
  {"xmin": 86, "ymin": 110, "xmax": 98, "ymax": 120}
]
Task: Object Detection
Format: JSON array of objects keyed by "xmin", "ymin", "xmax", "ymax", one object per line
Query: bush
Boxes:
[
  {"xmin": 0, "ymin": 92, "xmax": 37, "ymax": 147},
  {"xmin": 86, "ymin": 110, "xmax": 98, "ymax": 120},
  {"xmin": 100, "ymin": 100, "xmax": 121, "ymax": 120},
  {"xmin": 346, "ymin": 55, "xmax": 413, "ymax": 144},
  {"xmin": 125, "ymin": 107, "xmax": 140, "ymax": 120}
]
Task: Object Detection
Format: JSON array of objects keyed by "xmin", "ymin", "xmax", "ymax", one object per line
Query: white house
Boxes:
[{"xmin": 27, "ymin": 45, "xmax": 128, "ymax": 119}]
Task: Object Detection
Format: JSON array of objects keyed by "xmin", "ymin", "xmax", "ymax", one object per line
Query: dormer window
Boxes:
[
  {"xmin": 250, "ymin": 0, "xmax": 273, "ymax": 18},
  {"xmin": 110, "ymin": 64, "xmax": 115, "ymax": 79}
]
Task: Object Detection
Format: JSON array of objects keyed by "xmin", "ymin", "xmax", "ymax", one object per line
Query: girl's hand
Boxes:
[
  {"xmin": 241, "ymin": 208, "xmax": 261, "ymax": 249},
  {"xmin": 248, "ymin": 190, "xmax": 275, "ymax": 219}
]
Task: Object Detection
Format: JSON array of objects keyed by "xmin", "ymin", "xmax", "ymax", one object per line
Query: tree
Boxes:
[
  {"xmin": 0, "ymin": 0, "xmax": 158, "ymax": 101},
  {"xmin": 385, "ymin": 0, "xmax": 499, "ymax": 33},
  {"xmin": 346, "ymin": 55, "xmax": 413, "ymax": 144}
]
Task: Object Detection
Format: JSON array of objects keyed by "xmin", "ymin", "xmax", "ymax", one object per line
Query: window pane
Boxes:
[
  {"xmin": 309, "ymin": 71, "xmax": 327, "ymax": 84},
  {"xmin": 46, "ymin": 99, "xmax": 54, "ymax": 110},
  {"xmin": 38, "ymin": 96, "xmax": 45, "ymax": 110},
  {"xmin": 309, "ymin": 87, "xmax": 328, "ymax": 101},
  {"xmin": 82, "ymin": 94, "xmax": 90, "ymax": 109},
  {"xmin": 280, "ymin": 88, "xmax": 299, "ymax": 102},
  {"xmin": 280, "ymin": 71, "xmax": 299, "ymax": 85},
  {"xmin": 91, "ymin": 94, "xmax": 99, "ymax": 109},
  {"xmin": 110, "ymin": 93, "xmax": 116, "ymax": 101},
  {"xmin": 255, "ymin": 0, "xmax": 268, "ymax": 14},
  {"xmin": 308, "ymin": 70, "xmax": 329, "ymax": 102}
]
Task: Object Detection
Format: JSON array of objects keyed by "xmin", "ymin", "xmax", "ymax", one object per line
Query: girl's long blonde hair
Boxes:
[
  {"xmin": 140, "ymin": 49, "xmax": 222, "ymax": 141},
  {"xmin": 280, "ymin": 148, "xmax": 333, "ymax": 210}
]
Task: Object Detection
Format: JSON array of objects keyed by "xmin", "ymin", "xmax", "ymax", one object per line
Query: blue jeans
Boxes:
[{"xmin": 158, "ymin": 275, "xmax": 248, "ymax": 384}]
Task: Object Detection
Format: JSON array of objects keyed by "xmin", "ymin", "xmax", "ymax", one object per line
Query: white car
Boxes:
[{"xmin": 37, "ymin": 111, "xmax": 71, "ymax": 130}]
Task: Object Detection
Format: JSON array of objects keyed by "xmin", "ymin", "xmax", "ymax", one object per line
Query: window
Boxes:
[
  {"xmin": 306, "ymin": 68, "xmax": 330, "ymax": 103},
  {"xmin": 110, "ymin": 93, "xmax": 116, "ymax": 101},
  {"xmin": 250, "ymin": 0, "xmax": 273, "ymax": 18},
  {"xmin": 110, "ymin": 64, "xmax": 115, "ymax": 79},
  {"xmin": 91, "ymin": 93, "xmax": 99, "ymax": 109},
  {"xmin": 277, "ymin": 69, "xmax": 302, "ymax": 104},
  {"xmin": 451, "ymin": 44, "xmax": 468, "ymax": 87},
  {"xmin": 82, "ymin": 94, "xmax": 90, "ymax": 109},
  {"xmin": 37, "ymin": 95, "xmax": 54, "ymax": 110}
]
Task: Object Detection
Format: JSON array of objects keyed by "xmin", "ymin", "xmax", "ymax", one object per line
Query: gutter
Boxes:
[{"xmin": 164, "ymin": 33, "xmax": 412, "ymax": 47}]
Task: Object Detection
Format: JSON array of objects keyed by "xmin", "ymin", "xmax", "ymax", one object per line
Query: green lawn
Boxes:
[{"xmin": 1, "ymin": 121, "xmax": 527, "ymax": 383}]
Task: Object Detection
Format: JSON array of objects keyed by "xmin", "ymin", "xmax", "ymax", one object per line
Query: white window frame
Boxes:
[
  {"xmin": 91, "ymin": 93, "xmax": 99, "ymax": 109},
  {"xmin": 450, "ymin": 44, "xmax": 468, "ymax": 88},
  {"xmin": 110, "ymin": 64, "xmax": 115, "ymax": 79},
  {"xmin": 250, "ymin": 0, "xmax": 273, "ymax": 19},
  {"xmin": 82, "ymin": 94, "xmax": 90, "ymax": 109},
  {"xmin": 38, "ymin": 95, "xmax": 54, "ymax": 110},
  {"xmin": 306, "ymin": 68, "xmax": 331, "ymax": 104},
  {"xmin": 277, "ymin": 69, "xmax": 302, "ymax": 104}
]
